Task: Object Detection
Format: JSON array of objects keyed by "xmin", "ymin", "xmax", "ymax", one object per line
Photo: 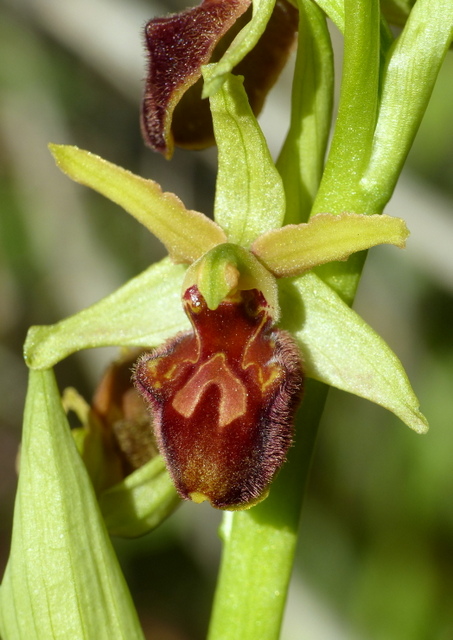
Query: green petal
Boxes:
[
  {"xmin": 251, "ymin": 213, "xmax": 409, "ymax": 277},
  {"xmin": 202, "ymin": 0, "xmax": 277, "ymax": 97},
  {"xmin": 279, "ymin": 272, "xmax": 429, "ymax": 434},
  {"xmin": 25, "ymin": 257, "xmax": 190, "ymax": 370},
  {"xmin": 99, "ymin": 456, "xmax": 180, "ymax": 538},
  {"xmin": 209, "ymin": 73, "xmax": 285, "ymax": 247},
  {"xmin": 49, "ymin": 144, "xmax": 227, "ymax": 263},
  {"xmin": 0, "ymin": 369, "xmax": 144, "ymax": 640}
]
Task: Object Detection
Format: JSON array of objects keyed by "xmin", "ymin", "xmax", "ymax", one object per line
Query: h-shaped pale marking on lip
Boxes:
[{"xmin": 171, "ymin": 352, "xmax": 247, "ymax": 427}]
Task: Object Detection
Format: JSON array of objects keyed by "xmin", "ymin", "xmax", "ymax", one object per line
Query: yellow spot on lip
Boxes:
[{"xmin": 189, "ymin": 492, "xmax": 209, "ymax": 504}]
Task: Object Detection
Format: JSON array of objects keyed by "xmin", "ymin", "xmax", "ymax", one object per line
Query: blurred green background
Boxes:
[{"xmin": 1, "ymin": 1, "xmax": 453, "ymax": 638}]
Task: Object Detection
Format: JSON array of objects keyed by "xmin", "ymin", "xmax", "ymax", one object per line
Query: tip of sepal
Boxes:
[
  {"xmin": 279, "ymin": 272, "xmax": 429, "ymax": 438},
  {"xmin": 405, "ymin": 406, "xmax": 429, "ymax": 435}
]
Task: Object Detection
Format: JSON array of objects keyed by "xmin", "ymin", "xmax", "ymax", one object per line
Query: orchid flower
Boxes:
[
  {"xmin": 2, "ymin": 0, "xmax": 451, "ymax": 637},
  {"xmin": 24, "ymin": 74, "xmax": 425, "ymax": 515}
]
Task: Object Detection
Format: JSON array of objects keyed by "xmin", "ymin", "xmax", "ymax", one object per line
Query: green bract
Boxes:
[
  {"xmin": 0, "ymin": 370, "xmax": 144, "ymax": 640},
  {"xmin": 99, "ymin": 456, "xmax": 180, "ymax": 538}
]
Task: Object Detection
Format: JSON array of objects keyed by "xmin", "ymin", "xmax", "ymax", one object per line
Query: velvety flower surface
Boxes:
[
  {"xmin": 141, "ymin": 0, "xmax": 297, "ymax": 156},
  {"xmin": 134, "ymin": 285, "xmax": 303, "ymax": 509}
]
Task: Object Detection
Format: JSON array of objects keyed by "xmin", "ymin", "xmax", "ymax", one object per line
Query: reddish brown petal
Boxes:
[
  {"xmin": 134, "ymin": 287, "xmax": 303, "ymax": 510},
  {"xmin": 141, "ymin": 0, "xmax": 251, "ymax": 158}
]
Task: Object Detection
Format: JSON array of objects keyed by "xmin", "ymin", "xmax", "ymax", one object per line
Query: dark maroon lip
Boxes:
[{"xmin": 134, "ymin": 286, "xmax": 303, "ymax": 509}]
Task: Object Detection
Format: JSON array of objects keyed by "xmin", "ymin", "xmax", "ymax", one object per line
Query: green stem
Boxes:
[
  {"xmin": 312, "ymin": 0, "xmax": 381, "ymax": 216},
  {"xmin": 312, "ymin": 0, "xmax": 381, "ymax": 304},
  {"xmin": 207, "ymin": 380, "xmax": 328, "ymax": 640},
  {"xmin": 277, "ymin": 0, "xmax": 333, "ymax": 225}
]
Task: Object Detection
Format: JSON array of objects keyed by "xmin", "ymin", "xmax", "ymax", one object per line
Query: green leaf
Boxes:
[
  {"xmin": 202, "ymin": 0, "xmax": 277, "ymax": 97},
  {"xmin": 99, "ymin": 455, "xmax": 180, "ymax": 538},
  {"xmin": 25, "ymin": 257, "xmax": 190, "ymax": 370},
  {"xmin": 279, "ymin": 272, "xmax": 429, "ymax": 434},
  {"xmin": 362, "ymin": 0, "xmax": 453, "ymax": 210},
  {"xmin": 49, "ymin": 144, "xmax": 227, "ymax": 263},
  {"xmin": 277, "ymin": 0, "xmax": 334, "ymax": 224},
  {"xmin": 209, "ymin": 73, "xmax": 285, "ymax": 247},
  {"xmin": 0, "ymin": 369, "xmax": 144, "ymax": 640},
  {"xmin": 251, "ymin": 213, "xmax": 408, "ymax": 277}
]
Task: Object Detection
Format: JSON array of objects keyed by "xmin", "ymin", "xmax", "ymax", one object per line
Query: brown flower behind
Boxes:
[
  {"xmin": 141, "ymin": 0, "xmax": 298, "ymax": 158},
  {"xmin": 91, "ymin": 351, "xmax": 158, "ymax": 473},
  {"xmin": 141, "ymin": 0, "xmax": 250, "ymax": 158}
]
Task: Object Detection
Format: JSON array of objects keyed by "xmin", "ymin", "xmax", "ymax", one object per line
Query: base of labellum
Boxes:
[{"xmin": 134, "ymin": 286, "xmax": 303, "ymax": 510}]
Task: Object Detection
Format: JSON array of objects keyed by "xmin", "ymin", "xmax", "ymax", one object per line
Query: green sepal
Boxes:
[
  {"xmin": 279, "ymin": 272, "xmax": 428, "ymax": 434},
  {"xmin": 202, "ymin": 0, "xmax": 277, "ymax": 97},
  {"xmin": 251, "ymin": 213, "xmax": 409, "ymax": 277},
  {"xmin": 49, "ymin": 144, "xmax": 227, "ymax": 263},
  {"xmin": 182, "ymin": 243, "xmax": 279, "ymax": 320},
  {"xmin": 0, "ymin": 369, "xmax": 144, "ymax": 640},
  {"xmin": 24, "ymin": 257, "xmax": 190, "ymax": 370},
  {"xmin": 209, "ymin": 73, "xmax": 285, "ymax": 247},
  {"xmin": 99, "ymin": 455, "xmax": 181, "ymax": 538}
]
